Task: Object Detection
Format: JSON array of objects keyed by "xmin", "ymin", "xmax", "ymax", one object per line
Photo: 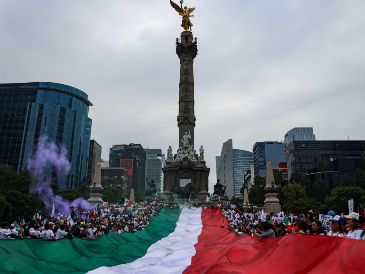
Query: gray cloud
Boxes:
[{"xmin": 1, "ymin": 0, "xmax": 365, "ymax": 191}]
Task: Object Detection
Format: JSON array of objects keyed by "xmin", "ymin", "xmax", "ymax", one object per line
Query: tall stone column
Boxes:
[
  {"xmin": 176, "ymin": 31, "xmax": 197, "ymax": 147},
  {"xmin": 162, "ymin": 28, "xmax": 209, "ymax": 197}
]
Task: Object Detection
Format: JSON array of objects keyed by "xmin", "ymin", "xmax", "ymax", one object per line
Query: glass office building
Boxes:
[
  {"xmin": 145, "ymin": 149, "xmax": 163, "ymax": 193},
  {"xmin": 284, "ymin": 127, "xmax": 316, "ymax": 147},
  {"xmin": 233, "ymin": 149, "xmax": 253, "ymax": 197},
  {"xmin": 109, "ymin": 144, "xmax": 146, "ymax": 193},
  {"xmin": 216, "ymin": 139, "xmax": 253, "ymax": 198},
  {"xmin": 286, "ymin": 140, "xmax": 365, "ymax": 179},
  {"xmin": 0, "ymin": 82, "xmax": 92, "ymax": 189},
  {"xmin": 253, "ymin": 141, "xmax": 286, "ymax": 178}
]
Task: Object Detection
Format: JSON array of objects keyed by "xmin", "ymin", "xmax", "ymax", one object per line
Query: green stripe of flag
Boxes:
[{"xmin": 0, "ymin": 207, "xmax": 181, "ymax": 274}]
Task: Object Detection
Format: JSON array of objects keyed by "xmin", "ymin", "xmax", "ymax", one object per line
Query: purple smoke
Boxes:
[
  {"xmin": 28, "ymin": 136, "xmax": 71, "ymax": 181},
  {"xmin": 28, "ymin": 136, "xmax": 95, "ymax": 216}
]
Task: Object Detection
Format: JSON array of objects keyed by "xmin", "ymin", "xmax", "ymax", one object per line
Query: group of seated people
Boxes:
[
  {"xmin": 222, "ymin": 205, "xmax": 365, "ymax": 240},
  {"xmin": 0, "ymin": 201, "xmax": 164, "ymax": 241}
]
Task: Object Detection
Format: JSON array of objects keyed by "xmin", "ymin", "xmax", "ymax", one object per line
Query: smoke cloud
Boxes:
[{"xmin": 28, "ymin": 136, "xmax": 95, "ymax": 216}]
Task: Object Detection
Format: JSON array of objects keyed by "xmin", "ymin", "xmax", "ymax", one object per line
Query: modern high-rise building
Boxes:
[
  {"xmin": 253, "ymin": 141, "xmax": 286, "ymax": 178},
  {"xmin": 0, "ymin": 82, "xmax": 92, "ymax": 189},
  {"xmin": 109, "ymin": 144, "xmax": 146, "ymax": 193},
  {"xmin": 145, "ymin": 149, "xmax": 163, "ymax": 193},
  {"xmin": 244, "ymin": 164, "xmax": 255, "ymax": 189},
  {"xmin": 284, "ymin": 127, "xmax": 316, "ymax": 147},
  {"xmin": 87, "ymin": 140, "xmax": 102, "ymax": 185},
  {"xmin": 101, "ymin": 167, "xmax": 128, "ymax": 189},
  {"xmin": 286, "ymin": 140, "xmax": 365, "ymax": 179},
  {"xmin": 233, "ymin": 149, "xmax": 254, "ymax": 197},
  {"xmin": 100, "ymin": 160, "xmax": 128, "ymax": 190},
  {"xmin": 216, "ymin": 139, "xmax": 253, "ymax": 198}
]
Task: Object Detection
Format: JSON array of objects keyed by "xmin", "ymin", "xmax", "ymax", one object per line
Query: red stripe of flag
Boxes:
[{"xmin": 184, "ymin": 208, "xmax": 365, "ymax": 274}]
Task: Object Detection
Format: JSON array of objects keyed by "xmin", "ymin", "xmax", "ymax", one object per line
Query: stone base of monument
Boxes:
[
  {"xmin": 196, "ymin": 192, "xmax": 209, "ymax": 202},
  {"xmin": 264, "ymin": 191, "xmax": 281, "ymax": 214},
  {"xmin": 162, "ymin": 163, "xmax": 210, "ymax": 195},
  {"xmin": 88, "ymin": 192, "xmax": 104, "ymax": 204}
]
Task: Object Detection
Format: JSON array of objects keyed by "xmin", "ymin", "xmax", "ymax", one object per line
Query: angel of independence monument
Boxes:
[{"xmin": 163, "ymin": 0, "xmax": 209, "ymax": 199}]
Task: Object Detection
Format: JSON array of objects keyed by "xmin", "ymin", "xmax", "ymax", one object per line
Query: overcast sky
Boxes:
[{"xmin": 1, "ymin": 0, "xmax": 365, "ymax": 191}]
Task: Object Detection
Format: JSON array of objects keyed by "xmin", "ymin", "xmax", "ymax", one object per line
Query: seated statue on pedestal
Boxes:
[{"xmin": 173, "ymin": 131, "xmax": 197, "ymax": 163}]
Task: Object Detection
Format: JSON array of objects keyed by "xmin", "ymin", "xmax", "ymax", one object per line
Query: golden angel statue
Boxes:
[{"xmin": 170, "ymin": 0, "xmax": 195, "ymax": 31}]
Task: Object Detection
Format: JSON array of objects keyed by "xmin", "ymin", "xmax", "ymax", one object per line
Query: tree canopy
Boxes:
[{"xmin": 0, "ymin": 165, "xmax": 44, "ymax": 222}]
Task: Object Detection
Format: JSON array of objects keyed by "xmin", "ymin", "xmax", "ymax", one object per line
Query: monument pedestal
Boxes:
[
  {"xmin": 88, "ymin": 187, "xmax": 104, "ymax": 204},
  {"xmin": 264, "ymin": 188, "xmax": 281, "ymax": 214},
  {"xmin": 263, "ymin": 162, "xmax": 281, "ymax": 214},
  {"xmin": 163, "ymin": 161, "xmax": 209, "ymax": 194},
  {"xmin": 88, "ymin": 162, "xmax": 104, "ymax": 204}
]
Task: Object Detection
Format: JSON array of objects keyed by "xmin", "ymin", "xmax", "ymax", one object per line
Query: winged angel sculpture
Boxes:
[{"xmin": 170, "ymin": 0, "xmax": 195, "ymax": 31}]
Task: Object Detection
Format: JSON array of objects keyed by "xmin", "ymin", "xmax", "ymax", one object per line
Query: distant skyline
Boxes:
[{"xmin": 1, "ymin": 1, "xmax": 365, "ymax": 191}]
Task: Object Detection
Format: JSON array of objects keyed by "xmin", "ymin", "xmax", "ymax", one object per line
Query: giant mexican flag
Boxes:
[{"xmin": 1, "ymin": 207, "xmax": 365, "ymax": 274}]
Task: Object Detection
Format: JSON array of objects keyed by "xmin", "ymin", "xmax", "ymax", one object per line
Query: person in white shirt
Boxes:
[
  {"xmin": 327, "ymin": 215, "xmax": 346, "ymax": 237},
  {"xmin": 344, "ymin": 212, "xmax": 362, "ymax": 240},
  {"xmin": 40, "ymin": 223, "xmax": 55, "ymax": 240},
  {"xmin": 56, "ymin": 225, "xmax": 69, "ymax": 240},
  {"xmin": 29, "ymin": 224, "xmax": 41, "ymax": 238},
  {"xmin": 0, "ymin": 222, "xmax": 14, "ymax": 239},
  {"xmin": 86, "ymin": 225, "xmax": 97, "ymax": 240},
  {"xmin": 9, "ymin": 224, "xmax": 18, "ymax": 237}
]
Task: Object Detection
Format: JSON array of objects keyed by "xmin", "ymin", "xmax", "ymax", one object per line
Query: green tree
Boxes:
[
  {"xmin": 0, "ymin": 195, "xmax": 13, "ymax": 222},
  {"xmin": 273, "ymin": 169, "xmax": 286, "ymax": 187},
  {"xmin": 0, "ymin": 165, "xmax": 44, "ymax": 222},
  {"xmin": 78, "ymin": 181, "xmax": 90, "ymax": 198},
  {"xmin": 254, "ymin": 176, "xmax": 265, "ymax": 187},
  {"xmin": 101, "ymin": 186, "xmax": 125, "ymax": 203},
  {"xmin": 339, "ymin": 175, "xmax": 355, "ymax": 187},
  {"xmin": 306, "ymin": 179, "xmax": 329, "ymax": 202},
  {"xmin": 281, "ymin": 183, "xmax": 319, "ymax": 214},
  {"xmin": 57, "ymin": 181, "xmax": 89, "ymax": 201},
  {"xmin": 58, "ymin": 189, "xmax": 83, "ymax": 201},
  {"xmin": 353, "ymin": 169, "xmax": 365, "ymax": 190},
  {"xmin": 0, "ymin": 165, "xmax": 17, "ymax": 191},
  {"xmin": 289, "ymin": 173, "xmax": 308, "ymax": 185},
  {"xmin": 134, "ymin": 192, "xmax": 145, "ymax": 202},
  {"xmin": 248, "ymin": 177, "xmax": 265, "ymax": 206},
  {"xmin": 324, "ymin": 186, "xmax": 365, "ymax": 214}
]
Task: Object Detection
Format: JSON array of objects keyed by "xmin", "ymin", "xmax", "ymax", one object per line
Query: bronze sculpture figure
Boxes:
[{"xmin": 170, "ymin": 0, "xmax": 195, "ymax": 31}]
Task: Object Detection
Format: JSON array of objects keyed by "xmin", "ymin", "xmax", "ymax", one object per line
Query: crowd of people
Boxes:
[
  {"xmin": 2, "ymin": 199, "xmax": 365, "ymax": 242},
  {"xmin": 221, "ymin": 203, "xmax": 365, "ymax": 240},
  {"xmin": 0, "ymin": 200, "xmax": 167, "ymax": 241}
]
